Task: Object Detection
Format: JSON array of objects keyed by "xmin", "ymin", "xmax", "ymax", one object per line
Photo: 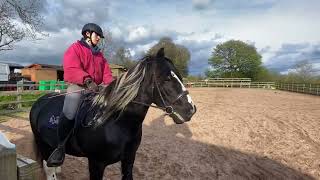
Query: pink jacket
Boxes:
[{"xmin": 63, "ymin": 40, "xmax": 113, "ymax": 85}]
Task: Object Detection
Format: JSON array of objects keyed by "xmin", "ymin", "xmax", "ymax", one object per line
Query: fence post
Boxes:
[
  {"xmin": 310, "ymin": 84, "xmax": 312, "ymax": 94},
  {"xmin": 0, "ymin": 133, "xmax": 17, "ymax": 180},
  {"xmin": 16, "ymin": 82, "xmax": 23, "ymax": 109}
]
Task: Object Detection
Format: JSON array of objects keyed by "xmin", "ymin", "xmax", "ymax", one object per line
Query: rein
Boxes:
[{"xmin": 47, "ymin": 89, "xmax": 86, "ymax": 98}]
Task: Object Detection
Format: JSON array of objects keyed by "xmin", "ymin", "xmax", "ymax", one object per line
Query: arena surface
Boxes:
[{"xmin": 1, "ymin": 88, "xmax": 319, "ymax": 179}]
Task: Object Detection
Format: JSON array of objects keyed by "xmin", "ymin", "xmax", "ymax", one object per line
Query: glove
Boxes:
[{"xmin": 84, "ymin": 78, "xmax": 99, "ymax": 92}]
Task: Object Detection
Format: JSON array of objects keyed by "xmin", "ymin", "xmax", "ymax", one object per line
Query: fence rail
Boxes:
[
  {"xmin": 275, "ymin": 83, "xmax": 320, "ymax": 95},
  {"xmin": 0, "ymin": 83, "xmax": 67, "ymax": 115},
  {"xmin": 184, "ymin": 81, "xmax": 275, "ymax": 89},
  {"xmin": 183, "ymin": 80, "xmax": 320, "ymax": 96}
]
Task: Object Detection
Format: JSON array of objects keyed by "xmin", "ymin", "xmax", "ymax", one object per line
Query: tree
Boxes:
[
  {"xmin": 148, "ymin": 37, "xmax": 191, "ymax": 77},
  {"xmin": 207, "ymin": 40, "xmax": 262, "ymax": 80},
  {"xmin": 112, "ymin": 47, "xmax": 136, "ymax": 69},
  {"xmin": 294, "ymin": 60, "xmax": 315, "ymax": 83},
  {"xmin": 101, "ymin": 29, "xmax": 117, "ymax": 62},
  {"xmin": 0, "ymin": 0, "xmax": 44, "ymax": 51},
  {"xmin": 255, "ymin": 67, "xmax": 281, "ymax": 82},
  {"xmin": 101, "ymin": 30, "xmax": 135, "ymax": 69}
]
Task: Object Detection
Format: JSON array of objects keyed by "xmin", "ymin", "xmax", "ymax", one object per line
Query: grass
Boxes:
[
  {"xmin": 0, "ymin": 92, "xmax": 47, "ymax": 110},
  {"xmin": 0, "ymin": 109, "xmax": 30, "ymax": 123},
  {"xmin": 0, "ymin": 92, "xmax": 47, "ymax": 123}
]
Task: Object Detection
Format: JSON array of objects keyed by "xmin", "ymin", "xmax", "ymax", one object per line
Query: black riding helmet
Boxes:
[{"xmin": 81, "ymin": 23, "xmax": 104, "ymax": 38}]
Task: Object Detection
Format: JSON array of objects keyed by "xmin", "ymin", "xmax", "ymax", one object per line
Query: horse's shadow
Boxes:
[
  {"xmin": 133, "ymin": 114, "xmax": 315, "ymax": 180},
  {"xmin": 146, "ymin": 114, "xmax": 193, "ymax": 139}
]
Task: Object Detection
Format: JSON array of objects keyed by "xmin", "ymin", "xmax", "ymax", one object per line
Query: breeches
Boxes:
[{"xmin": 62, "ymin": 84, "xmax": 84, "ymax": 120}]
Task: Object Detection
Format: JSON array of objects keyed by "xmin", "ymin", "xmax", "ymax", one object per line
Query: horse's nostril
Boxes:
[{"xmin": 192, "ymin": 105, "xmax": 197, "ymax": 114}]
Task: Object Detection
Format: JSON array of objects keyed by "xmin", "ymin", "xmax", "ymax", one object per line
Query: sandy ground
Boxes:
[{"xmin": 1, "ymin": 88, "xmax": 320, "ymax": 180}]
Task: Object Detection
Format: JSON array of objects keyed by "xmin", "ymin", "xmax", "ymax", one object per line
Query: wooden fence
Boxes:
[{"xmin": 0, "ymin": 83, "xmax": 67, "ymax": 115}]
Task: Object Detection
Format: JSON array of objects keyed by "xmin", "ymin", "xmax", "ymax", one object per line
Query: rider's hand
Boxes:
[{"xmin": 84, "ymin": 78, "xmax": 99, "ymax": 92}]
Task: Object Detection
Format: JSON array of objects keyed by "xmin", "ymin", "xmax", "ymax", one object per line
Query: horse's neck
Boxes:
[{"xmin": 119, "ymin": 80, "xmax": 153, "ymax": 126}]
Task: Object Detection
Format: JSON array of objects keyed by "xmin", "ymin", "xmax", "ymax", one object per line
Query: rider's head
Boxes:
[{"xmin": 81, "ymin": 23, "xmax": 104, "ymax": 47}]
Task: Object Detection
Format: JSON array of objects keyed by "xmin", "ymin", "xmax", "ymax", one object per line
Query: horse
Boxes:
[{"xmin": 29, "ymin": 48, "xmax": 197, "ymax": 180}]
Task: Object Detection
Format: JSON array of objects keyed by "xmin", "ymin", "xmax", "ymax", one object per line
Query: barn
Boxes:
[
  {"xmin": 21, "ymin": 64, "xmax": 63, "ymax": 83},
  {"xmin": 21, "ymin": 63, "xmax": 127, "ymax": 83}
]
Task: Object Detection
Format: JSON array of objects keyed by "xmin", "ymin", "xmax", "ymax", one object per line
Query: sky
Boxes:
[{"xmin": 1, "ymin": 0, "xmax": 320, "ymax": 76}]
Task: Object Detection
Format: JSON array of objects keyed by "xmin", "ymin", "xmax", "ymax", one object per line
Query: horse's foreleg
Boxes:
[
  {"xmin": 88, "ymin": 158, "xmax": 105, "ymax": 180},
  {"xmin": 121, "ymin": 153, "xmax": 136, "ymax": 180},
  {"xmin": 43, "ymin": 160, "xmax": 60, "ymax": 180}
]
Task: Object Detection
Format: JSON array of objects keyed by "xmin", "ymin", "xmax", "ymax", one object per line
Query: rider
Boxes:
[{"xmin": 47, "ymin": 23, "xmax": 114, "ymax": 167}]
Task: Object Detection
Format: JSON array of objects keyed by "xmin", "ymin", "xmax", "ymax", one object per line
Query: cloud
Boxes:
[
  {"xmin": 192, "ymin": 0, "xmax": 213, "ymax": 10},
  {"xmin": 0, "ymin": 29, "xmax": 80, "ymax": 65},
  {"xmin": 175, "ymin": 36, "xmax": 221, "ymax": 75},
  {"xmin": 106, "ymin": 23, "xmax": 221, "ymax": 75},
  {"xmin": 1, "ymin": 0, "xmax": 320, "ymax": 77},
  {"xmin": 188, "ymin": 49, "xmax": 211, "ymax": 75},
  {"xmin": 264, "ymin": 43, "xmax": 320, "ymax": 73},
  {"xmin": 42, "ymin": 0, "xmax": 110, "ymax": 32},
  {"xmin": 107, "ymin": 25, "xmax": 181, "ymax": 54}
]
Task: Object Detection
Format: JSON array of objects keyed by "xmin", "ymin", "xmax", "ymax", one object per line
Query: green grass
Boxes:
[
  {"xmin": 0, "ymin": 92, "xmax": 47, "ymax": 110},
  {"xmin": 0, "ymin": 109, "xmax": 30, "ymax": 123}
]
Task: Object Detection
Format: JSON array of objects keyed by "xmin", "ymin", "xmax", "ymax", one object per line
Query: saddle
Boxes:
[
  {"xmin": 39, "ymin": 92, "xmax": 96, "ymax": 147},
  {"xmin": 75, "ymin": 92, "xmax": 97, "ymax": 128}
]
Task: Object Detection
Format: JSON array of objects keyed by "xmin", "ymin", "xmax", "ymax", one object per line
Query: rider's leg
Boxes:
[{"xmin": 47, "ymin": 84, "xmax": 83, "ymax": 167}]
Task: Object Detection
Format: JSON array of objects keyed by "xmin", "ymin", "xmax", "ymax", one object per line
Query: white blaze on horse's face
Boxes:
[{"xmin": 170, "ymin": 71, "xmax": 194, "ymax": 106}]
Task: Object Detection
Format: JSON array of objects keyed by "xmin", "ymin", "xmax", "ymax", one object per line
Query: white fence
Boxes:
[
  {"xmin": 183, "ymin": 78, "xmax": 275, "ymax": 89},
  {"xmin": 182, "ymin": 79, "xmax": 320, "ymax": 96},
  {"xmin": 275, "ymin": 83, "xmax": 320, "ymax": 96}
]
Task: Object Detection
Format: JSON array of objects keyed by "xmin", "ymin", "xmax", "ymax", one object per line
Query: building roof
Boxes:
[
  {"xmin": 0, "ymin": 62, "xmax": 24, "ymax": 68},
  {"xmin": 25, "ymin": 63, "xmax": 126, "ymax": 71},
  {"xmin": 24, "ymin": 63, "xmax": 63, "ymax": 70}
]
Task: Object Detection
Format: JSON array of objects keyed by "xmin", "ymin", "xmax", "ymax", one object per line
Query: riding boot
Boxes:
[{"xmin": 47, "ymin": 113, "xmax": 74, "ymax": 167}]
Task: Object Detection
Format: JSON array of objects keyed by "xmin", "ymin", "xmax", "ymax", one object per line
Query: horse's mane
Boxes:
[{"xmin": 91, "ymin": 56, "xmax": 150, "ymax": 127}]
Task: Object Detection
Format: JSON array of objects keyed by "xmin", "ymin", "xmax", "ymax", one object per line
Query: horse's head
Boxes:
[{"xmin": 148, "ymin": 48, "xmax": 196, "ymax": 124}]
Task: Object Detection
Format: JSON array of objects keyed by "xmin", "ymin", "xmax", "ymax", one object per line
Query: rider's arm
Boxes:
[{"xmin": 102, "ymin": 57, "xmax": 114, "ymax": 86}]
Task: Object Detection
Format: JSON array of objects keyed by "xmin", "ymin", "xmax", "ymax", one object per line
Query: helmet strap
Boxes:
[
  {"xmin": 84, "ymin": 31, "xmax": 96, "ymax": 47},
  {"xmin": 89, "ymin": 31, "xmax": 97, "ymax": 47}
]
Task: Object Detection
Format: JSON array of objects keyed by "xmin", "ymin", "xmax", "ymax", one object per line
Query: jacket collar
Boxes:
[{"xmin": 79, "ymin": 38, "xmax": 101, "ymax": 55}]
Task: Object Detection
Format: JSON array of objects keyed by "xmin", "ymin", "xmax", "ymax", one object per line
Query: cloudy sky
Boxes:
[{"xmin": 1, "ymin": 0, "xmax": 320, "ymax": 75}]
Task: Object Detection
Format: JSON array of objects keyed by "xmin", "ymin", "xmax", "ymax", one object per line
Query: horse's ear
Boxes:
[{"xmin": 156, "ymin": 48, "xmax": 165, "ymax": 58}]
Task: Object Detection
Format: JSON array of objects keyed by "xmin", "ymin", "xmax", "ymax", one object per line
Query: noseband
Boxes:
[{"xmin": 132, "ymin": 59, "xmax": 189, "ymax": 115}]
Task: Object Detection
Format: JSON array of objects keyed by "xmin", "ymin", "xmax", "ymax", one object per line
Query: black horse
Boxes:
[{"xmin": 29, "ymin": 48, "xmax": 196, "ymax": 180}]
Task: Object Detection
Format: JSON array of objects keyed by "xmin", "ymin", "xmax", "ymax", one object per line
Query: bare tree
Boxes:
[
  {"xmin": 0, "ymin": 0, "xmax": 44, "ymax": 51},
  {"xmin": 294, "ymin": 60, "xmax": 315, "ymax": 83},
  {"xmin": 101, "ymin": 29, "xmax": 118, "ymax": 62}
]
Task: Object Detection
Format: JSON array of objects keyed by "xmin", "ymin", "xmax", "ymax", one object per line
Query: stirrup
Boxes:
[{"xmin": 47, "ymin": 146, "xmax": 65, "ymax": 167}]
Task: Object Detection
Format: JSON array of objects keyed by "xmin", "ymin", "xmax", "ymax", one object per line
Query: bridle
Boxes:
[{"xmin": 132, "ymin": 59, "xmax": 189, "ymax": 115}]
